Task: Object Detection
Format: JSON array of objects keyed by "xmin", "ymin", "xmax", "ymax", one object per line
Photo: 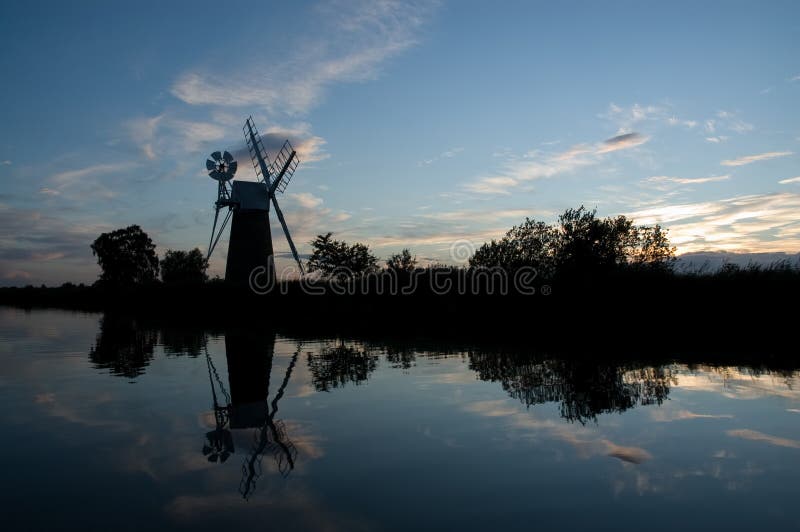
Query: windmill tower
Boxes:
[{"xmin": 206, "ymin": 117, "xmax": 305, "ymax": 285}]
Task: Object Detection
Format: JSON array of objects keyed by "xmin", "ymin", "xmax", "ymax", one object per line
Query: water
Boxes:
[{"xmin": 1, "ymin": 307, "xmax": 798, "ymax": 531}]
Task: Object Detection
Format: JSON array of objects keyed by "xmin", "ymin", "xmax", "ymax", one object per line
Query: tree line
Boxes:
[{"xmin": 87, "ymin": 205, "xmax": 795, "ymax": 287}]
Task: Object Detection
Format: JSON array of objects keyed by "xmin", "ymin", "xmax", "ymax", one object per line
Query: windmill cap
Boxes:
[{"xmin": 231, "ymin": 181, "xmax": 269, "ymax": 211}]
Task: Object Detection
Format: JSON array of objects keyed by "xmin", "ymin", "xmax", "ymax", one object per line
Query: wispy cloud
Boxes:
[
  {"xmin": 127, "ymin": 115, "xmax": 163, "ymax": 160},
  {"xmin": 465, "ymin": 132, "xmax": 649, "ymax": 195},
  {"xmin": 45, "ymin": 162, "xmax": 138, "ymax": 200},
  {"xmin": 727, "ymin": 429, "xmax": 800, "ymax": 449},
  {"xmin": 721, "ymin": 151, "xmax": 792, "ymax": 167},
  {"xmin": 602, "ymin": 103, "xmax": 667, "ymax": 133},
  {"xmin": 705, "ymin": 136, "xmax": 728, "ymax": 143},
  {"xmin": 596, "ymin": 132, "xmax": 649, "ymax": 153},
  {"xmin": 419, "ymin": 147, "xmax": 463, "ymax": 166},
  {"xmin": 644, "ymin": 174, "xmax": 730, "ymax": 187},
  {"xmin": 171, "ymin": 0, "xmax": 436, "ymax": 115},
  {"xmin": 628, "ymin": 192, "xmax": 800, "ymax": 253},
  {"xmin": 289, "ymin": 192, "xmax": 324, "ymax": 209},
  {"xmin": 778, "ymin": 176, "xmax": 800, "ymax": 185},
  {"xmin": 417, "ymin": 208, "xmax": 549, "ymax": 224}
]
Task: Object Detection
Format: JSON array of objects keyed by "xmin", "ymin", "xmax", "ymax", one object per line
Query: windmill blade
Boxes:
[
  {"xmin": 206, "ymin": 159, "xmax": 217, "ymax": 171},
  {"xmin": 223, "ymin": 151, "xmax": 234, "ymax": 163},
  {"xmin": 228, "ymin": 161, "xmax": 238, "ymax": 176},
  {"xmin": 271, "ymin": 195, "xmax": 305, "ymax": 274},
  {"xmin": 209, "ymin": 170, "xmax": 221, "ymax": 181},
  {"xmin": 211, "ymin": 151, "xmax": 222, "ymax": 162},
  {"xmin": 243, "ymin": 117, "xmax": 272, "ymax": 186}
]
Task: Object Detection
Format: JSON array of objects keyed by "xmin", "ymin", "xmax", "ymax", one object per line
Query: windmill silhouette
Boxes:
[{"xmin": 205, "ymin": 117, "xmax": 305, "ymax": 285}]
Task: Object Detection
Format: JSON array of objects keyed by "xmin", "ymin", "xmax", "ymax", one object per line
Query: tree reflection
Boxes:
[
  {"xmin": 89, "ymin": 315, "xmax": 208, "ymax": 378},
  {"xmin": 469, "ymin": 352, "xmax": 676, "ymax": 423},
  {"xmin": 307, "ymin": 340, "xmax": 379, "ymax": 391},
  {"xmin": 88, "ymin": 314, "xmax": 158, "ymax": 378}
]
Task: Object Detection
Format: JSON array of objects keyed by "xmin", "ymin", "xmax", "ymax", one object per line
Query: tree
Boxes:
[
  {"xmin": 161, "ymin": 248, "xmax": 209, "ymax": 284},
  {"xmin": 307, "ymin": 233, "xmax": 379, "ymax": 278},
  {"xmin": 555, "ymin": 207, "xmax": 637, "ymax": 274},
  {"xmin": 386, "ymin": 249, "xmax": 417, "ymax": 272},
  {"xmin": 469, "ymin": 218, "xmax": 557, "ymax": 276},
  {"xmin": 630, "ymin": 224, "xmax": 676, "ymax": 270},
  {"xmin": 91, "ymin": 225, "xmax": 159, "ymax": 286},
  {"xmin": 469, "ymin": 206, "xmax": 675, "ymax": 277}
]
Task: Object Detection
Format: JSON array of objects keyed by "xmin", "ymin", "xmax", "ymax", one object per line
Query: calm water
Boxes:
[{"xmin": 1, "ymin": 307, "xmax": 799, "ymax": 531}]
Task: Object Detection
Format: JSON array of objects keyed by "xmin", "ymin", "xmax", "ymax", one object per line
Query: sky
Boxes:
[{"xmin": 0, "ymin": 0, "xmax": 798, "ymax": 285}]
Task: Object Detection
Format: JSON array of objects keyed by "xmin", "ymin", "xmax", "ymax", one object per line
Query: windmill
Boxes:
[{"xmin": 205, "ymin": 116, "xmax": 305, "ymax": 285}]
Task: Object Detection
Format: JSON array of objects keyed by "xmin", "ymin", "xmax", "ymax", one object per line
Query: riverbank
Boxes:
[{"xmin": 2, "ymin": 269, "xmax": 798, "ymax": 353}]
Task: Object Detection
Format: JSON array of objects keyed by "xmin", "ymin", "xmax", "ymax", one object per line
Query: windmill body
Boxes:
[
  {"xmin": 205, "ymin": 117, "xmax": 305, "ymax": 285},
  {"xmin": 225, "ymin": 181, "xmax": 274, "ymax": 284}
]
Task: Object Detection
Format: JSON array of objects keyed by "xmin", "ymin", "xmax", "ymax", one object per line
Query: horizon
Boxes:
[{"xmin": 1, "ymin": 0, "xmax": 799, "ymax": 286}]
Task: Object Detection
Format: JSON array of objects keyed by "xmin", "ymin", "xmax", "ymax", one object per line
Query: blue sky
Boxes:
[{"xmin": 1, "ymin": 0, "xmax": 798, "ymax": 284}]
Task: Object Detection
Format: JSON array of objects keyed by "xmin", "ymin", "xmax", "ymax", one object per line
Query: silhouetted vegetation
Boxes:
[
  {"xmin": 161, "ymin": 248, "xmax": 209, "ymax": 284},
  {"xmin": 91, "ymin": 225, "xmax": 159, "ymax": 287},
  {"xmin": 386, "ymin": 248, "xmax": 417, "ymax": 272},
  {"xmin": 469, "ymin": 206, "xmax": 675, "ymax": 277},
  {"xmin": 307, "ymin": 232, "xmax": 379, "ymax": 278}
]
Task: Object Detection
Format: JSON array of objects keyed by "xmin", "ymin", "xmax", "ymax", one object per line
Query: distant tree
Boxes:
[
  {"xmin": 307, "ymin": 233, "xmax": 379, "ymax": 278},
  {"xmin": 161, "ymin": 248, "xmax": 209, "ymax": 284},
  {"xmin": 470, "ymin": 206, "xmax": 675, "ymax": 277},
  {"xmin": 91, "ymin": 225, "xmax": 159, "ymax": 286},
  {"xmin": 630, "ymin": 224, "xmax": 676, "ymax": 270},
  {"xmin": 470, "ymin": 218, "xmax": 557, "ymax": 276},
  {"xmin": 555, "ymin": 207, "xmax": 637, "ymax": 274},
  {"xmin": 386, "ymin": 249, "xmax": 417, "ymax": 272}
]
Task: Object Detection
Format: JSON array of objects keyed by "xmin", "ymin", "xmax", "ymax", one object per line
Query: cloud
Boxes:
[
  {"xmin": 289, "ymin": 192, "xmax": 324, "ymax": 209},
  {"xmin": 727, "ymin": 429, "xmax": 800, "ymax": 449},
  {"xmin": 1, "ymin": 160, "xmax": 11, "ymax": 165},
  {"xmin": 597, "ymin": 132, "xmax": 649, "ymax": 153},
  {"xmin": 790, "ymin": 75, "xmax": 800, "ymax": 82},
  {"xmin": 603, "ymin": 440, "xmax": 652, "ymax": 464},
  {"xmin": 45, "ymin": 162, "xmax": 138, "ymax": 200},
  {"xmin": 418, "ymin": 208, "xmax": 549, "ymax": 224},
  {"xmin": 651, "ymin": 409, "xmax": 733, "ymax": 422},
  {"xmin": 628, "ymin": 192, "xmax": 800, "ymax": 253},
  {"xmin": 705, "ymin": 136, "xmax": 728, "ymax": 143},
  {"xmin": 464, "ymin": 176, "xmax": 519, "ymax": 195},
  {"xmin": 171, "ymin": 0, "xmax": 436, "ymax": 115},
  {"xmin": 602, "ymin": 103, "xmax": 667, "ymax": 132},
  {"xmin": 465, "ymin": 132, "xmax": 649, "ymax": 195},
  {"xmin": 779, "ymin": 176, "xmax": 800, "ymax": 184},
  {"xmin": 715, "ymin": 110, "xmax": 754, "ymax": 134},
  {"xmin": 419, "ymin": 147, "xmax": 464, "ymax": 166},
  {"xmin": 171, "ymin": 120, "xmax": 226, "ymax": 153},
  {"xmin": 127, "ymin": 114, "xmax": 163, "ymax": 160},
  {"xmin": 0, "ymin": 204, "xmax": 113, "ymax": 285},
  {"xmin": 721, "ymin": 151, "xmax": 793, "ymax": 167},
  {"xmin": 643, "ymin": 175, "xmax": 730, "ymax": 188}
]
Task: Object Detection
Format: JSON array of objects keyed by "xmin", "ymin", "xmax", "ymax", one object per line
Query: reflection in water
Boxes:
[
  {"xmin": 469, "ymin": 353, "xmax": 676, "ymax": 423},
  {"xmin": 4, "ymin": 308, "xmax": 800, "ymax": 531},
  {"xmin": 307, "ymin": 340, "xmax": 378, "ymax": 391},
  {"xmin": 203, "ymin": 330, "xmax": 300, "ymax": 498},
  {"xmin": 89, "ymin": 315, "xmax": 158, "ymax": 378},
  {"xmin": 82, "ymin": 314, "xmax": 800, "ymax": 505}
]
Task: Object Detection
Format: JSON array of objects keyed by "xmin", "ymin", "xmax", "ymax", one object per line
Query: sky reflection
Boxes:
[{"xmin": 1, "ymin": 307, "xmax": 799, "ymax": 531}]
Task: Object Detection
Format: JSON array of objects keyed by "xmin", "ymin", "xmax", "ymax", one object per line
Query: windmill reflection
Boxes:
[{"xmin": 202, "ymin": 330, "xmax": 299, "ymax": 499}]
